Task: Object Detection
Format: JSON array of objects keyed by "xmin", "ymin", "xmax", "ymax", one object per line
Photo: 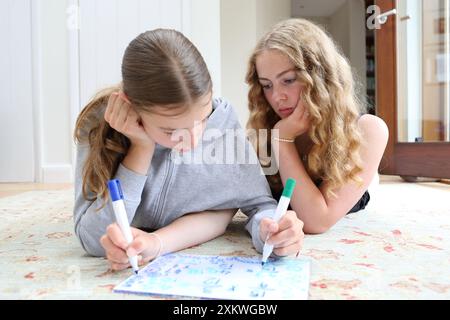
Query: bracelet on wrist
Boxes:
[
  {"xmin": 272, "ymin": 137, "xmax": 295, "ymax": 143},
  {"xmin": 148, "ymin": 232, "xmax": 163, "ymax": 260}
]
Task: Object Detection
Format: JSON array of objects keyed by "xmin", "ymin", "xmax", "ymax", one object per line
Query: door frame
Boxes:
[{"xmin": 375, "ymin": 0, "xmax": 450, "ymax": 178}]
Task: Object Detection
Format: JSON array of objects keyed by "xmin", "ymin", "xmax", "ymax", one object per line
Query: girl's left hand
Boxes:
[
  {"xmin": 259, "ymin": 211, "xmax": 304, "ymax": 257},
  {"xmin": 274, "ymin": 102, "xmax": 310, "ymax": 139}
]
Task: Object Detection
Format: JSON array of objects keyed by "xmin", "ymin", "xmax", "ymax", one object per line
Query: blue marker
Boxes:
[
  {"xmin": 261, "ymin": 178, "xmax": 296, "ymax": 265},
  {"xmin": 107, "ymin": 179, "xmax": 139, "ymax": 274}
]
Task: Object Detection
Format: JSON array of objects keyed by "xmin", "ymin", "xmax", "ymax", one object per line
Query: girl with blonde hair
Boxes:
[
  {"xmin": 246, "ymin": 19, "xmax": 388, "ymax": 234},
  {"xmin": 74, "ymin": 29, "xmax": 304, "ymax": 271}
]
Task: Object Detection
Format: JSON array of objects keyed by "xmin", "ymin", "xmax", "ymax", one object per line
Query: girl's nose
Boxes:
[
  {"xmin": 188, "ymin": 127, "xmax": 201, "ymax": 149},
  {"xmin": 273, "ymin": 87, "xmax": 288, "ymax": 102}
]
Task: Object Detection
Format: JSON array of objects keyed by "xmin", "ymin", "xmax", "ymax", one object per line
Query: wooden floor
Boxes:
[{"xmin": 0, "ymin": 183, "xmax": 73, "ymax": 198}]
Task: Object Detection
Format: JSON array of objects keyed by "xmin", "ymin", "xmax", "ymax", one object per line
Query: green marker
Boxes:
[{"xmin": 261, "ymin": 178, "xmax": 296, "ymax": 265}]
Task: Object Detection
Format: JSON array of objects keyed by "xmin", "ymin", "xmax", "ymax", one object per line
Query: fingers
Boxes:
[
  {"xmin": 274, "ymin": 212, "xmax": 304, "ymax": 242},
  {"xmin": 292, "ymin": 102, "xmax": 304, "ymax": 117},
  {"xmin": 130, "ymin": 227, "xmax": 143, "ymax": 238},
  {"xmin": 268, "ymin": 225, "xmax": 304, "ymax": 248},
  {"xmin": 104, "ymin": 92, "xmax": 119, "ymax": 123},
  {"xmin": 100, "ymin": 233, "xmax": 133, "ymax": 271},
  {"xmin": 273, "ymin": 240, "xmax": 303, "ymax": 257},
  {"xmin": 105, "ymin": 92, "xmax": 120, "ymax": 126},
  {"xmin": 104, "ymin": 92, "xmax": 131, "ymax": 130},
  {"xmin": 106, "ymin": 224, "xmax": 153, "ymax": 259},
  {"xmin": 100, "ymin": 234, "xmax": 129, "ymax": 264},
  {"xmin": 110, "ymin": 99, "xmax": 130, "ymax": 130},
  {"xmin": 259, "ymin": 218, "xmax": 279, "ymax": 241},
  {"xmin": 106, "ymin": 223, "xmax": 128, "ymax": 249},
  {"xmin": 125, "ymin": 107, "xmax": 140, "ymax": 129},
  {"xmin": 115, "ymin": 101, "xmax": 131, "ymax": 130},
  {"xmin": 127, "ymin": 233, "xmax": 160, "ymax": 263},
  {"xmin": 138, "ymin": 255, "xmax": 148, "ymax": 266},
  {"xmin": 101, "ymin": 226, "xmax": 152, "ymax": 271},
  {"xmin": 118, "ymin": 90, "xmax": 131, "ymax": 104},
  {"xmin": 126, "ymin": 234, "xmax": 149, "ymax": 257},
  {"xmin": 266, "ymin": 211, "xmax": 304, "ymax": 255},
  {"xmin": 102, "ymin": 225, "xmax": 147, "ymax": 271},
  {"xmin": 288, "ymin": 96, "xmax": 309, "ymax": 121},
  {"xmin": 109, "ymin": 256, "xmax": 143, "ymax": 271}
]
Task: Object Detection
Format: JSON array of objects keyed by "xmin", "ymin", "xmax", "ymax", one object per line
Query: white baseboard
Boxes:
[{"xmin": 41, "ymin": 164, "xmax": 73, "ymax": 183}]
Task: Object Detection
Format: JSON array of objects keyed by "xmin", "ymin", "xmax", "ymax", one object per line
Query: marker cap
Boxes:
[
  {"xmin": 108, "ymin": 179, "xmax": 124, "ymax": 201},
  {"xmin": 281, "ymin": 178, "xmax": 296, "ymax": 198}
]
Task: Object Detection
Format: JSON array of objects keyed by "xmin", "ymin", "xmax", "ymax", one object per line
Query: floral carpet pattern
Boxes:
[{"xmin": 0, "ymin": 179, "xmax": 449, "ymax": 299}]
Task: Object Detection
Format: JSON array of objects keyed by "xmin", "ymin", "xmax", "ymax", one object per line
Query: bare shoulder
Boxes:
[{"xmin": 358, "ymin": 114, "xmax": 389, "ymax": 145}]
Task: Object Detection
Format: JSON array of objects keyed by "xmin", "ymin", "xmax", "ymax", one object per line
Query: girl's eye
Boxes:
[
  {"xmin": 164, "ymin": 132, "xmax": 173, "ymax": 136},
  {"xmin": 261, "ymin": 83, "xmax": 272, "ymax": 90},
  {"xmin": 284, "ymin": 78, "xmax": 296, "ymax": 84}
]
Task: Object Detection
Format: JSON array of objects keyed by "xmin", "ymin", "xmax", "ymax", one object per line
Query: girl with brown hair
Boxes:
[{"xmin": 74, "ymin": 29, "xmax": 304, "ymax": 271}]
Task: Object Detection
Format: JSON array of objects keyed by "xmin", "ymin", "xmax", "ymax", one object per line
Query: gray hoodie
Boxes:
[{"xmin": 74, "ymin": 97, "xmax": 278, "ymax": 257}]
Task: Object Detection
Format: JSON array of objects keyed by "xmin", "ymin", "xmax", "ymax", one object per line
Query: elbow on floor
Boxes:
[
  {"xmin": 303, "ymin": 223, "xmax": 333, "ymax": 235},
  {"xmin": 75, "ymin": 230, "xmax": 106, "ymax": 257}
]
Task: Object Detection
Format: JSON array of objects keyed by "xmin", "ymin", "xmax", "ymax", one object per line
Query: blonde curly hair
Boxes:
[{"xmin": 246, "ymin": 18, "xmax": 365, "ymax": 198}]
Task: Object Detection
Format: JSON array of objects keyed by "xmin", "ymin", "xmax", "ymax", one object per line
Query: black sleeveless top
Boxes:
[{"xmin": 271, "ymin": 179, "xmax": 370, "ymax": 215}]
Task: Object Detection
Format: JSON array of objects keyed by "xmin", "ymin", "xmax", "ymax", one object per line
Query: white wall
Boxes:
[
  {"xmin": 295, "ymin": 0, "xmax": 367, "ymax": 106},
  {"xmin": 76, "ymin": 0, "xmax": 221, "ymax": 106},
  {"xmin": 348, "ymin": 0, "xmax": 367, "ymax": 99},
  {"xmin": 329, "ymin": 0, "xmax": 366, "ymax": 104},
  {"xmin": 0, "ymin": 0, "xmax": 72, "ymax": 183},
  {"xmin": 39, "ymin": 0, "xmax": 72, "ymax": 183},
  {"xmin": 78, "ymin": 0, "xmax": 190, "ymax": 109},
  {"xmin": 220, "ymin": 0, "xmax": 291, "ymax": 127},
  {"xmin": 44, "ymin": 0, "xmax": 220, "ymax": 183},
  {"xmin": 301, "ymin": 16, "xmax": 330, "ymax": 29},
  {"xmin": 256, "ymin": 0, "xmax": 291, "ymax": 39},
  {"xmin": 190, "ymin": 0, "xmax": 221, "ymax": 97},
  {"xmin": 2, "ymin": 0, "xmax": 290, "ymax": 182},
  {"xmin": 220, "ymin": 0, "xmax": 257, "ymax": 128},
  {"xmin": 329, "ymin": 2, "xmax": 350, "ymax": 61},
  {"xmin": 0, "ymin": 0, "xmax": 35, "ymax": 182}
]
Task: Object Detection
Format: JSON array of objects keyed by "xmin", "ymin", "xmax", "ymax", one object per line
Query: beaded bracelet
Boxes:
[{"xmin": 273, "ymin": 137, "xmax": 295, "ymax": 143}]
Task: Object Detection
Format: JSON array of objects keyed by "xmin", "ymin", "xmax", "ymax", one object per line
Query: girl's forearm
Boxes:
[
  {"xmin": 273, "ymin": 140, "xmax": 331, "ymax": 232},
  {"xmin": 153, "ymin": 209, "xmax": 237, "ymax": 255},
  {"xmin": 122, "ymin": 144, "xmax": 155, "ymax": 175}
]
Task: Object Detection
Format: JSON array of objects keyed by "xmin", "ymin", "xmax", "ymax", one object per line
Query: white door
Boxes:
[
  {"xmin": 78, "ymin": 0, "xmax": 191, "ymax": 109},
  {"xmin": 0, "ymin": 0, "xmax": 35, "ymax": 182}
]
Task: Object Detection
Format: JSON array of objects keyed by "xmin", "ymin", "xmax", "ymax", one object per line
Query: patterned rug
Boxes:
[{"xmin": 0, "ymin": 178, "xmax": 449, "ymax": 299}]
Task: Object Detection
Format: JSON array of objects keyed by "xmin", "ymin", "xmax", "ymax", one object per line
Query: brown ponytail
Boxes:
[{"xmin": 74, "ymin": 85, "xmax": 131, "ymax": 204}]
